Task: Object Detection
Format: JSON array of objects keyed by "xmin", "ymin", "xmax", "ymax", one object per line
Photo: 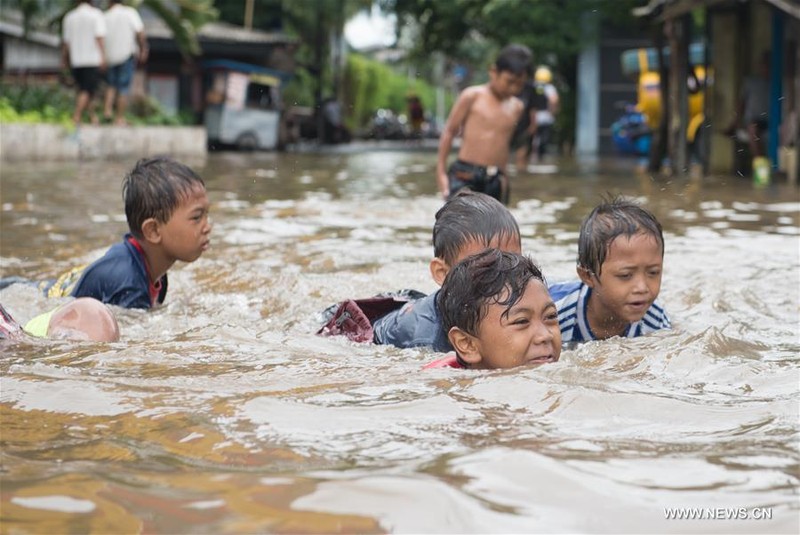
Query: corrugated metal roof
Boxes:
[{"xmin": 0, "ymin": 19, "xmax": 59, "ymax": 47}]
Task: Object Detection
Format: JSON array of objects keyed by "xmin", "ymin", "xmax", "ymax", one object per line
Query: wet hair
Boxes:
[
  {"xmin": 577, "ymin": 195, "xmax": 664, "ymax": 276},
  {"xmin": 432, "ymin": 190, "xmax": 521, "ymax": 267},
  {"xmin": 495, "ymin": 44, "xmax": 533, "ymax": 76},
  {"xmin": 438, "ymin": 249, "xmax": 545, "ymax": 363},
  {"xmin": 122, "ymin": 157, "xmax": 205, "ymax": 239}
]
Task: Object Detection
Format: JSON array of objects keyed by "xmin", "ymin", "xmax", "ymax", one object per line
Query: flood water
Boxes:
[{"xmin": 1, "ymin": 146, "xmax": 799, "ymax": 533}]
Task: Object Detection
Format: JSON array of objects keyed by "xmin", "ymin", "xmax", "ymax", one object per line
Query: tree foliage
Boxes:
[
  {"xmin": 379, "ymin": 0, "xmax": 643, "ymax": 145},
  {"xmin": 381, "ymin": 0, "xmax": 640, "ymax": 67},
  {"xmin": 343, "ymin": 53, "xmax": 444, "ymax": 129},
  {"xmin": 140, "ymin": 0, "xmax": 218, "ymax": 58}
]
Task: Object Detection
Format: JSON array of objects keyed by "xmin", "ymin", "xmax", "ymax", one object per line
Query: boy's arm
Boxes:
[
  {"xmin": 436, "ymin": 89, "xmax": 477, "ymax": 199},
  {"xmin": 548, "ymin": 86, "xmax": 560, "ymax": 115},
  {"xmin": 373, "ymin": 294, "xmax": 440, "ymax": 349}
]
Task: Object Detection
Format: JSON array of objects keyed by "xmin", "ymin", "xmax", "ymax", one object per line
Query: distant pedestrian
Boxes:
[
  {"xmin": 436, "ymin": 44, "xmax": 532, "ymax": 205},
  {"xmin": 103, "ymin": 0, "xmax": 148, "ymax": 125},
  {"xmin": 407, "ymin": 94, "xmax": 425, "ymax": 139},
  {"xmin": 62, "ymin": 0, "xmax": 107, "ymax": 125},
  {"xmin": 725, "ymin": 51, "xmax": 770, "ymax": 159},
  {"xmin": 530, "ymin": 66, "xmax": 560, "ymax": 164}
]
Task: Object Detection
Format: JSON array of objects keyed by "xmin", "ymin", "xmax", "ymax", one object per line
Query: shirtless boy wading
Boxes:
[{"xmin": 436, "ymin": 44, "xmax": 532, "ymax": 205}]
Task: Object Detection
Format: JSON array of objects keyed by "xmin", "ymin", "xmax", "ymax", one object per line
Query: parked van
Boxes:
[{"xmin": 204, "ymin": 60, "xmax": 289, "ymax": 150}]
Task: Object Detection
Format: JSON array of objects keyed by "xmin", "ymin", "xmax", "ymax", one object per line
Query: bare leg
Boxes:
[
  {"xmin": 514, "ymin": 145, "xmax": 529, "ymax": 171},
  {"xmin": 73, "ymin": 90, "xmax": 90, "ymax": 124},
  {"xmin": 747, "ymin": 123, "xmax": 763, "ymax": 157},
  {"xmin": 115, "ymin": 94, "xmax": 129, "ymax": 125},
  {"xmin": 104, "ymin": 86, "xmax": 117, "ymax": 120},
  {"xmin": 87, "ymin": 95, "xmax": 99, "ymax": 125}
]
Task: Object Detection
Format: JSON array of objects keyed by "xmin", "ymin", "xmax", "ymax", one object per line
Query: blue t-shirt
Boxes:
[
  {"xmin": 372, "ymin": 290, "xmax": 453, "ymax": 352},
  {"xmin": 42, "ymin": 234, "xmax": 168, "ymax": 309},
  {"xmin": 548, "ymin": 280, "xmax": 670, "ymax": 343}
]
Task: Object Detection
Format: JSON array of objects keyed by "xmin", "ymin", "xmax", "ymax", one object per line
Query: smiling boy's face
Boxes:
[{"xmin": 460, "ymin": 279, "xmax": 562, "ymax": 369}]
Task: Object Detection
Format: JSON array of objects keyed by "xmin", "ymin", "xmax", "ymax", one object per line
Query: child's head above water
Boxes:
[
  {"xmin": 577, "ymin": 196, "xmax": 665, "ymax": 334},
  {"xmin": 431, "ymin": 190, "xmax": 521, "ymax": 285},
  {"xmin": 578, "ymin": 196, "xmax": 664, "ymax": 276},
  {"xmin": 122, "ymin": 156, "xmax": 211, "ymax": 263},
  {"xmin": 123, "ymin": 157, "xmax": 208, "ymax": 238},
  {"xmin": 437, "ymin": 248, "xmax": 561, "ymax": 369}
]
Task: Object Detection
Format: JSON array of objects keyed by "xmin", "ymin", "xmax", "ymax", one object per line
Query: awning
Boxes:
[{"xmin": 633, "ymin": 0, "xmax": 800, "ymax": 21}]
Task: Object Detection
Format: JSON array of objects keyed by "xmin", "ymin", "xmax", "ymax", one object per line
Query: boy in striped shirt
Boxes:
[{"xmin": 548, "ymin": 196, "xmax": 670, "ymax": 344}]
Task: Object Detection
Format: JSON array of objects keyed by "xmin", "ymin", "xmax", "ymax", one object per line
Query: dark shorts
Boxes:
[
  {"xmin": 535, "ymin": 124, "xmax": 554, "ymax": 157},
  {"xmin": 510, "ymin": 128, "xmax": 533, "ymax": 152},
  {"xmin": 750, "ymin": 119, "xmax": 768, "ymax": 132},
  {"xmin": 106, "ymin": 56, "xmax": 135, "ymax": 94},
  {"xmin": 71, "ymin": 67, "xmax": 101, "ymax": 96},
  {"xmin": 447, "ymin": 159, "xmax": 509, "ymax": 205}
]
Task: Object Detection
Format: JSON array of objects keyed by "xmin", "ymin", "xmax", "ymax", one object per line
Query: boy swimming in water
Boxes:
[
  {"xmin": 41, "ymin": 157, "xmax": 212, "ymax": 309},
  {"xmin": 371, "ymin": 190, "xmax": 522, "ymax": 352},
  {"xmin": 436, "ymin": 44, "xmax": 532, "ymax": 205},
  {"xmin": 548, "ymin": 196, "xmax": 670, "ymax": 343},
  {"xmin": 425, "ymin": 249, "xmax": 561, "ymax": 369}
]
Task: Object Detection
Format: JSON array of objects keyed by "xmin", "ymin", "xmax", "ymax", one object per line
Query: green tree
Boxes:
[
  {"xmin": 379, "ymin": 0, "xmax": 643, "ymax": 145},
  {"xmin": 141, "ymin": 0, "xmax": 218, "ymax": 58}
]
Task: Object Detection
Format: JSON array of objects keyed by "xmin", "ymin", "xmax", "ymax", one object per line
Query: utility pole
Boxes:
[{"xmin": 244, "ymin": 0, "xmax": 254, "ymax": 30}]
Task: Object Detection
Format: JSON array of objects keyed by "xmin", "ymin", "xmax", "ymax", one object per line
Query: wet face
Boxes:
[
  {"xmin": 159, "ymin": 184, "xmax": 212, "ymax": 263},
  {"xmin": 489, "ymin": 68, "xmax": 527, "ymax": 100},
  {"xmin": 585, "ymin": 232, "xmax": 663, "ymax": 334},
  {"xmin": 470, "ymin": 279, "xmax": 561, "ymax": 369}
]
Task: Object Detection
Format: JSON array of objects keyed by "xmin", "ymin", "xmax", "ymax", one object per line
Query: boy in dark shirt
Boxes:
[
  {"xmin": 372, "ymin": 190, "xmax": 521, "ymax": 351},
  {"xmin": 42, "ymin": 157, "xmax": 212, "ymax": 309}
]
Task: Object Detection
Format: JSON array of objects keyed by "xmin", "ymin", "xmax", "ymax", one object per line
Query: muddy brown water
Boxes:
[{"xmin": 1, "ymin": 147, "xmax": 798, "ymax": 533}]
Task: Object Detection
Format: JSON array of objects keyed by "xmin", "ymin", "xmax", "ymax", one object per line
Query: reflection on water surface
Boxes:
[{"xmin": 1, "ymin": 148, "xmax": 798, "ymax": 533}]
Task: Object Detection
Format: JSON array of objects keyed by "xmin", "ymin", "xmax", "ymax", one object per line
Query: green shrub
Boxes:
[
  {"xmin": 0, "ymin": 80, "xmax": 192, "ymax": 126},
  {"xmin": 343, "ymin": 54, "xmax": 448, "ymax": 130}
]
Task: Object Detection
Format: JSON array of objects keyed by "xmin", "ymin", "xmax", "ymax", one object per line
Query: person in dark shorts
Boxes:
[
  {"xmin": 103, "ymin": 0, "xmax": 148, "ymax": 125},
  {"xmin": 436, "ymin": 44, "xmax": 532, "ymax": 205},
  {"xmin": 445, "ymin": 160, "xmax": 508, "ymax": 204},
  {"xmin": 62, "ymin": 0, "xmax": 107, "ymax": 125}
]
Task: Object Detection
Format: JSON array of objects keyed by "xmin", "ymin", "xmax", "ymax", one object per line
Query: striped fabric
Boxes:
[{"xmin": 548, "ymin": 281, "xmax": 671, "ymax": 343}]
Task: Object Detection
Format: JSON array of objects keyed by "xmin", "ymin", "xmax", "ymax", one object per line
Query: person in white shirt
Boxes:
[
  {"xmin": 62, "ymin": 0, "xmax": 106, "ymax": 125},
  {"xmin": 103, "ymin": 0, "xmax": 148, "ymax": 125}
]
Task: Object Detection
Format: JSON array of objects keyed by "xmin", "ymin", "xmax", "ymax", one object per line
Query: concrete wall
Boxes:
[{"xmin": 0, "ymin": 124, "xmax": 207, "ymax": 162}]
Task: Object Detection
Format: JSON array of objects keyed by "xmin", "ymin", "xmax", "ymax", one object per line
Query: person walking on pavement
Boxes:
[
  {"xmin": 62, "ymin": 0, "xmax": 107, "ymax": 125},
  {"xmin": 103, "ymin": 0, "xmax": 148, "ymax": 125}
]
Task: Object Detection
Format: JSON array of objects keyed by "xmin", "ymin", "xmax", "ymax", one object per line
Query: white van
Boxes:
[{"xmin": 204, "ymin": 60, "xmax": 287, "ymax": 150}]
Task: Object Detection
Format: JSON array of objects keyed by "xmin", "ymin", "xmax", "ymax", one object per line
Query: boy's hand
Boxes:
[{"xmin": 437, "ymin": 171, "xmax": 449, "ymax": 199}]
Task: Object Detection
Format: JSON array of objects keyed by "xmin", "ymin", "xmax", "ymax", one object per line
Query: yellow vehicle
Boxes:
[{"xmin": 618, "ymin": 44, "xmax": 708, "ymax": 157}]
